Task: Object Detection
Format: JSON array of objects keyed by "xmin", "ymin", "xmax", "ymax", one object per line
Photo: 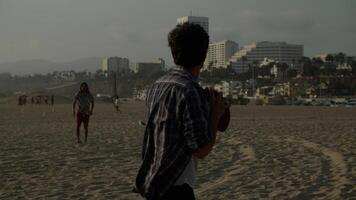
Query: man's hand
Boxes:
[
  {"xmin": 209, "ymin": 88, "xmax": 226, "ymax": 122},
  {"xmin": 193, "ymin": 88, "xmax": 226, "ymax": 160},
  {"xmin": 72, "ymin": 110, "xmax": 76, "ymax": 117}
]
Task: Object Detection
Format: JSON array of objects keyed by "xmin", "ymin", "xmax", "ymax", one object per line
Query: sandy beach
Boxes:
[{"xmin": 0, "ymin": 101, "xmax": 355, "ymax": 199}]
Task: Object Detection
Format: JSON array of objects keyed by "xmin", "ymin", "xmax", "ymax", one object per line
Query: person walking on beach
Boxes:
[
  {"xmin": 18, "ymin": 96, "xmax": 22, "ymax": 106},
  {"xmin": 135, "ymin": 23, "xmax": 226, "ymax": 200},
  {"xmin": 72, "ymin": 82, "xmax": 95, "ymax": 144},
  {"xmin": 50, "ymin": 95, "xmax": 55, "ymax": 112},
  {"xmin": 18, "ymin": 95, "xmax": 27, "ymax": 112},
  {"xmin": 112, "ymin": 95, "xmax": 120, "ymax": 113},
  {"xmin": 44, "ymin": 96, "xmax": 49, "ymax": 105},
  {"xmin": 50, "ymin": 95, "xmax": 54, "ymax": 106}
]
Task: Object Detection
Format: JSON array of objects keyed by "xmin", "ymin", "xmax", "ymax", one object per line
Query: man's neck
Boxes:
[{"xmin": 185, "ymin": 66, "xmax": 201, "ymax": 78}]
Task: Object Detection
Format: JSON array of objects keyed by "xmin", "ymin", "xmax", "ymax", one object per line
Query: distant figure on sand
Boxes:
[
  {"xmin": 135, "ymin": 23, "xmax": 226, "ymax": 200},
  {"xmin": 72, "ymin": 82, "xmax": 95, "ymax": 144},
  {"xmin": 50, "ymin": 95, "xmax": 55, "ymax": 111},
  {"xmin": 51, "ymin": 95, "xmax": 54, "ymax": 106},
  {"xmin": 112, "ymin": 95, "xmax": 120, "ymax": 113},
  {"xmin": 18, "ymin": 95, "xmax": 27, "ymax": 106},
  {"xmin": 18, "ymin": 95, "xmax": 27, "ymax": 111},
  {"xmin": 44, "ymin": 96, "xmax": 49, "ymax": 105},
  {"xmin": 18, "ymin": 96, "xmax": 22, "ymax": 105}
]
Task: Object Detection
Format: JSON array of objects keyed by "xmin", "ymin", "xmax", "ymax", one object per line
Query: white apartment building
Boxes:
[
  {"xmin": 229, "ymin": 41, "xmax": 304, "ymax": 74},
  {"xmin": 204, "ymin": 40, "xmax": 239, "ymax": 69},
  {"xmin": 101, "ymin": 58, "xmax": 108, "ymax": 72},
  {"xmin": 177, "ymin": 16, "xmax": 209, "ymax": 34},
  {"xmin": 103, "ymin": 57, "xmax": 130, "ymax": 75}
]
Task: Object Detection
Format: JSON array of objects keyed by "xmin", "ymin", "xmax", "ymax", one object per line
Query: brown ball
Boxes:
[
  {"xmin": 203, "ymin": 88, "xmax": 230, "ymax": 132},
  {"xmin": 218, "ymin": 107, "xmax": 230, "ymax": 132}
]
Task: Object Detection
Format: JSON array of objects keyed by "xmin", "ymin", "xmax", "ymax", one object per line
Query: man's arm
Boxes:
[
  {"xmin": 194, "ymin": 88, "xmax": 224, "ymax": 159},
  {"xmin": 72, "ymin": 98, "xmax": 77, "ymax": 116},
  {"xmin": 90, "ymin": 97, "xmax": 95, "ymax": 115},
  {"xmin": 182, "ymin": 87, "xmax": 225, "ymax": 159}
]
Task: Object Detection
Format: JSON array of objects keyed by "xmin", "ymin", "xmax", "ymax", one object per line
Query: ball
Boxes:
[{"xmin": 217, "ymin": 107, "xmax": 230, "ymax": 132}]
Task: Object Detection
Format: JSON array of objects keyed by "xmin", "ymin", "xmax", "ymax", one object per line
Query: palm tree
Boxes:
[
  {"xmin": 346, "ymin": 56, "xmax": 354, "ymax": 65},
  {"xmin": 279, "ymin": 63, "xmax": 289, "ymax": 81},
  {"xmin": 325, "ymin": 54, "xmax": 334, "ymax": 64},
  {"xmin": 335, "ymin": 52, "xmax": 346, "ymax": 64},
  {"xmin": 252, "ymin": 60, "xmax": 258, "ymax": 97},
  {"xmin": 239, "ymin": 56, "xmax": 248, "ymax": 93},
  {"xmin": 297, "ymin": 58, "xmax": 303, "ymax": 75},
  {"xmin": 300, "ymin": 56, "xmax": 311, "ymax": 76}
]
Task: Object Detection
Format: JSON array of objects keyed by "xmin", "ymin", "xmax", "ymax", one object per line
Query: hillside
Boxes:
[{"xmin": 0, "ymin": 57, "xmax": 103, "ymax": 75}]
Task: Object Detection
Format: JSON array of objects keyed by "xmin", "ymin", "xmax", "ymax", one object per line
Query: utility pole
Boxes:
[
  {"xmin": 112, "ymin": 71, "xmax": 118, "ymax": 97},
  {"xmin": 252, "ymin": 63, "xmax": 255, "ymax": 98}
]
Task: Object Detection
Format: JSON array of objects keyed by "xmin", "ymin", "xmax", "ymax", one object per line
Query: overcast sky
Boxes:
[{"xmin": 0, "ymin": 0, "xmax": 355, "ymax": 65}]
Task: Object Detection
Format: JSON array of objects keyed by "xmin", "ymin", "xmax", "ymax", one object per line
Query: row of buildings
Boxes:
[
  {"xmin": 103, "ymin": 15, "xmax": 305, "ymax": 77},
  {"xmin": 177, "ymin": 16, "xmax": 304, "ymax": 74},
  {"xmin": 101, "ymin": 57, "xmax": 165, "ymax": 75}
]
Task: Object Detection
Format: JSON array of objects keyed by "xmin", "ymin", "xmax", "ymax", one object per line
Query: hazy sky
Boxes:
[{"xmin": 0, "ymin": 0, "xmax": 355, "ymax": 65}]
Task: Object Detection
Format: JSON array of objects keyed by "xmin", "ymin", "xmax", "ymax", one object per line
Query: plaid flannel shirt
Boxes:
[{"xmin": 135, "ymin": 67, "xmax": 212, "ymax": 199}]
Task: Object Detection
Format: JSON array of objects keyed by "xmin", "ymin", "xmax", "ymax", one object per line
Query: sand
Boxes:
[{"xmin": 0, "ymin": 102, "xmax": 355, "ymax": 199}]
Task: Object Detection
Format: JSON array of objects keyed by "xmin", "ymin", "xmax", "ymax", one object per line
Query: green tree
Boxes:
[
  {"xmin": 303, "ymin": 63, "xmax": 320, "ymax": 77},
  {"xmin": 346, "ymin": 56, "xmax": 354, "ymax": 65},
  {"xmin": 351, "ymin": 60, "xmax": 356, "ymax": 75},
  {"xmin": 287, "ymin": 69, "xmax": 298, "ymax": 79},
  {"xmin": 258, "ymin": 62, "xmax": 274, "ymax": 79},
  {"xmin": 335, "ymin": 52, "xmax": 346, "ymax": 64},
  {"xmin": 325, "ymin": 54, "xmax": 334, "ymax": 64},
  {"xmin": 351, "ymin": 79, "xmax": 356, "ymax": 95},
  {"xmin": 279, "ymin": 63, "xmax": 289, "ymax": 81},
  {"xmin": 322, "ymin": 64, "xmax": 337, "ymax": 76},
  {"xmin": 325, "ymin": 54, "xmax": 334, "ymax": 63},
  {"xmin": 252, "ymin": 60, "xmax": 258, "ymax": 84},
  {"xmin": 312, "ymin": 57, "xmax": 324, "ymax": 66}
]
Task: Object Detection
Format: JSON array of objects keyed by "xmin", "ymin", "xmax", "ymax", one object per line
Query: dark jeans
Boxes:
[{"xmin": 159, "ymin": 184, "xmax": 195, "ymax": 200}]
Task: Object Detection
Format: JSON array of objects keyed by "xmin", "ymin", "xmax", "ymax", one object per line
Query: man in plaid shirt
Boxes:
[{"xmin": 135, "ymin": 23, "xmax": 226, "ymax": 200}]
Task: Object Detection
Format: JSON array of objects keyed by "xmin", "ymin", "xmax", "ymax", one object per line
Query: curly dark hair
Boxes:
[
  {"xmin": 168, "ymin": 23, "xmax": 209, "ymax": 69},
  {"xmin": 79, "ymin": 82, "xmax": 90, "ymax": 94}
]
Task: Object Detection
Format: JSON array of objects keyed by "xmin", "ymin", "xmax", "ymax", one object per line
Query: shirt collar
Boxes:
[{"xmin": 173, "ymin": 66, "xmax": 199, "ymax": 84}]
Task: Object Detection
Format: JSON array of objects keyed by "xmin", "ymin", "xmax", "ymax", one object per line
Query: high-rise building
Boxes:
[
  {"xmin": 177, "ymin": 16, "xmax": 209, "ymax": 34},
  {"xmin": 103, "ymin": 57, "xmax": 130, "ymax": 75},
  {"xmin": 204, "ymin": 40, "xmax": 239, "ymax": 69},
  {"xmin": 135, "ymin": 58, "xmax": 165, "ymax": 74},
  {"xmin": 228, "ymin": 41, "xmax": 304, "ymax": 74},
  {"xmin": 101, "ymin": 58, "xmax": 108, "ymax": 72}
]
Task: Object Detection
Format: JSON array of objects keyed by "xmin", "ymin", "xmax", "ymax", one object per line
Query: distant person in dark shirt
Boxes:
[
  {"xmin": 50, "ymin": 95, "xmax": 55, "ymax": 111},
  {"xmin": 135, "ymin": 23, "xmax": 226, "ymax": 200},
  {"xmin": 112, "ymin": 95, "xmax": 120, "ymax": 113},
  {"xmin": 18, "ymin": 95, "xmax": 27, "ymax": 111},
  {"xmin": 72, "ymin": 82, "xmax": 94, "ymax": 144},
  {"xmin": 44, "ymin": 96, "xmax": 49, "ymax": 104},
  {"xmin": 18, "ymin": 96, "xmax": 22, "ymax": 105},
  {"xmin": 51, "ymin": 95, "xmax": 54, "ymax": 105}
]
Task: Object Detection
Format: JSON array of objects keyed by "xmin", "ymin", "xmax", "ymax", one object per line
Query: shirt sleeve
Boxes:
[{"xmin": 181, "ymin": 85, "xmax": 212, "ymax": 153}]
